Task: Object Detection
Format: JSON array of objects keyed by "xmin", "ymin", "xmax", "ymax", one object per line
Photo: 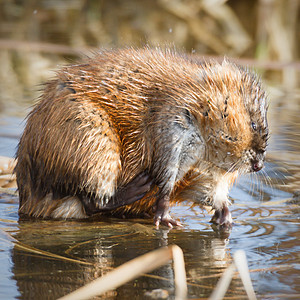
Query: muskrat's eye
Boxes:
[{"xmin": 251, "ymin": 122, "xmax": 257, "ymax": 131}]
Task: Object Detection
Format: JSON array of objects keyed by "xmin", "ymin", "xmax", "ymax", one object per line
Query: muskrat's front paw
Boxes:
[
  {"xmin": 154, "ymin": 211, "xmax": 182, "ymax": 229},
  {"xmin": 210, "ymin": 206, "xmax": 233, "ymax": 228},
  {"xmin": 153, "ymin": 195, "xmax": 182, "ymax": 228}
]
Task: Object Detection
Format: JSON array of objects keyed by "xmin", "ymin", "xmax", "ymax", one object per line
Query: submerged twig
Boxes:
[
  {"xmin": 14, "ymin": 241, "xmax": 93, "ymax": 266},
  {"xmin": 0, "ymin": 230, "xmax": 93, "ymax": 266}
]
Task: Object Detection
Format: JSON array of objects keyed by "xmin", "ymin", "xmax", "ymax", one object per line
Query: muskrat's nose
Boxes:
[{"xmin": 252, "ymin": 159, "xmax": 264, "ymax": 172}]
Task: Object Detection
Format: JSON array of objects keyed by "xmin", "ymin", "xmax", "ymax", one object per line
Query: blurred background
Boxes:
[
  {"xmin": 0, "ymin": 2, "xmax": 299, "ymax": 299},
  {"xmin": 0, "ymin": 0, "xmax": 299, "ymax": 112},
  {"xmin": 0, "ymin": 0, "xmax": 299, "ymax": 158}
]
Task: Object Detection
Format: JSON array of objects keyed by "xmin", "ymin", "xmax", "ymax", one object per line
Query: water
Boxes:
[{"xmin": 0, "ymin": 93, "xmax": 299, "ymax": 299}]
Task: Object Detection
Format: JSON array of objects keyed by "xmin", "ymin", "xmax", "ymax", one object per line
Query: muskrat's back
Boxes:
[{"xmin": 15, "ymin": 48, "xmax": 269, "ymax": 227}]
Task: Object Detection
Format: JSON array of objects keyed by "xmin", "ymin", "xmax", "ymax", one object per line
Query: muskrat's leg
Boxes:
[
  {"xmin": 151, "ymin": 141, "xmax": 184, "ymax": 228},
  {"xmin": 154, "ymin": 195, "xmax": 182, "ymax": 228},
  {"xmin": 209, "ymin": 175, "xmax": 234, "ymax": 228},
  {"xmin": 150, "ymin": 118, "xmax": 191, "ymax": 228},
  {"xmin": 149, "ymin": 107, "xmax": 202, "ymax": 228},
  {"xmin": 210, "ymin": 206, "xmax": 233, "ymax": 228}
]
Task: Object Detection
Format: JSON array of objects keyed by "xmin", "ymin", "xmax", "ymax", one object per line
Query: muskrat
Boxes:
[{"xmin": 15, "ymin": 48, "xmax": 269, "ymax": 228}]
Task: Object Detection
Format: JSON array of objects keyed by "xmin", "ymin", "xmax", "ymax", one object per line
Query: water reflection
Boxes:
[{"xmin": 9, "ymin": 217, "xmax": 240, "ymax": 299}]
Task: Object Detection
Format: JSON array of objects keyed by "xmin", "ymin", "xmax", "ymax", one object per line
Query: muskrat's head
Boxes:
[{"xmin": 195, "ymin": 60, "xmax": 269, "ymax": 174}]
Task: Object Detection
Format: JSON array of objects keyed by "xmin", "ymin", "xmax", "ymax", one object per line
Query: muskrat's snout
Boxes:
[
  {"xmin": 251, "ymin": 159, "xmax": 264, "ymax": 172},
  {"xmin": 251, "ymin": 151, "xmax": 266, "ymax": 172},
  {"xmin": 245, "ymin": 149, "xmax": 266, "ymax": 173}
]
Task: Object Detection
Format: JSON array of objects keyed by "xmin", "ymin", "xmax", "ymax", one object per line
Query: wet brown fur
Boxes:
[{"xmin": 15, "ymin": 48, "xmax": 268, "ymax": 221}]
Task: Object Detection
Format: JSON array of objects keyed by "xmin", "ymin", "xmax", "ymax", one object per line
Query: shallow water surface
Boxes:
[{"xmin": 0, "ymin": 96, "xmax": 299, "ymax": 299}]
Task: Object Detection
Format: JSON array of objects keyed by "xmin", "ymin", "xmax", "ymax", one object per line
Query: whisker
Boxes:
[
  {"xmin": 260, "ymin": 169, "xmax": 273, "ymax": 191},
  {"xmin": 225, "ymin": 160, "xmax": 240, "ymax": 176},
  {"xmin": 257, "ymin": 171, "xmax": 264, "ymax": 198},
  {"xmin": 250, "ymin": 172, "xmax": 256, "ymax": 198}
]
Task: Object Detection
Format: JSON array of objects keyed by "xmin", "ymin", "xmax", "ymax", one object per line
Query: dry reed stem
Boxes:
[
  {"xmin": 0, "ymin": 156, "xmax": 16, "ymax": 175},
  {"xmin": 58, "ymin": 245, "xmax": 187, "ymax": 300},
  {"xmin": 172, "ymin": 245, "xmax": 188, "ymax": 300},
  {"xmin": 234, "ymin": 250, "xmax": 257, "ymax": 300},
  {"xmin": 209, "ymin": 250, "xmax": 257, "ymax": 300},
  {"xmin": 208, "ymin": 263, "xmax": 236, "ymax": 300}
]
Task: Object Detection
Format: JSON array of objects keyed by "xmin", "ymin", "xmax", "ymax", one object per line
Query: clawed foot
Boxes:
[
  {"xmin": 154, "ymin": 212, "xmax": 182, "ymax": 229},
  {"xmin": 87, "ymin": 171, "xmax": 153, "ymax": 213},
  {"xmin": 210, "ymin": 206, "xmax": 233, "ymax": 229},
  {"xmin": 154, "ymin": 196, "xmax": 182, "ymax": 229},
  {"xmin": 116, "ymin": 172, "xmax": 153, "ymax": 204}
]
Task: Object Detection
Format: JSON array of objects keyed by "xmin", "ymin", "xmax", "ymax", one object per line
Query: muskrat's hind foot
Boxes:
[
  {"xmin": 210, "ymin": 206, "xmax": 233, "ymax": 228},
  {"xmin": 110, "ymin": 172, "xmax": 153, "ymax": 208},
  {"xmin": 154, "ymin": 196, "xmax": 182, "ymax": 228},
  {"xmin": 83, "ymin": 172, "xmax": 152, "ymax": 215}
]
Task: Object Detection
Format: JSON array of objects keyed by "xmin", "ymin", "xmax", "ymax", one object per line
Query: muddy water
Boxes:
[{"xmin": 0, "ymin": 92, "xmax": 299, "ymax": 299}]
